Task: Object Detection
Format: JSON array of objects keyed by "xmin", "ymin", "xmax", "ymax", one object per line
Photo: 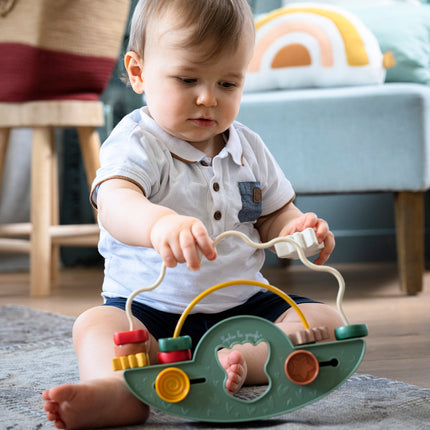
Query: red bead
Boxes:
[
  {"xmin": 113, "ymin": 329, "xmax": 149, "ymax": 345},
  {"xmin": 158, "ymin": 349, "xmax": 192, "ymax": 364}
]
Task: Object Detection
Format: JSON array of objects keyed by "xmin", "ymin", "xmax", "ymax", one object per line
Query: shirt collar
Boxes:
[
  {"xmin": 221, "ymin": 125, "xmax": 245, "ymax": 167},
  {"xmin": 140, "ymin": 107, "xmax": 244, "ymax": 166}
]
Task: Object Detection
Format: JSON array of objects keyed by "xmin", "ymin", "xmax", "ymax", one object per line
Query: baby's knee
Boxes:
[
  {"xmin": 278, "ymin": 303, "xmax": 343, "ymax": 344},
  {"xmin": 280, "ymin": 303, "xmax": 344, "ymax": 340},
  {"xmin": 72, "ymin": 306, "xmax": 130, "ymax": 344},
  {"xmin": 73, "ymin": 306, "xmax": 105, "ymax": 333},
  {"xmin": 299, "ymin": 303, "xmax": 343, "ymax": 328}
]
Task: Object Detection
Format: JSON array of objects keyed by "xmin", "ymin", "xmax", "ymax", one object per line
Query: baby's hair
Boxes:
[{"xmin": 127, "ymin": 0, "xmax": 255, "ymax": 62}]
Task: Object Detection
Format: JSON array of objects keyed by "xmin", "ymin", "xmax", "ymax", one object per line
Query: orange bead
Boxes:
[{"xmin": 285, "ymin": 350, "xmax": 319, "ymax": 385}]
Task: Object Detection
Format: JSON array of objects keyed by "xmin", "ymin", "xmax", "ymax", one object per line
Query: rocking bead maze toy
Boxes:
[{"xmin": 112, "ymin": 228, "xmax": 368, "ymax": 422}]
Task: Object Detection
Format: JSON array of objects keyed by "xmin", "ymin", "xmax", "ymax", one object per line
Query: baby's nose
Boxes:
[{"xmin": 196, "ymin": 88, "xmax": 217, "ymax": 107}]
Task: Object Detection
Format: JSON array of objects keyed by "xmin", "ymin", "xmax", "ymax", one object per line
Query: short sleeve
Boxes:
[{"xmin": 90, "ymin": 113, "xmax": 167, "ymax": 208}]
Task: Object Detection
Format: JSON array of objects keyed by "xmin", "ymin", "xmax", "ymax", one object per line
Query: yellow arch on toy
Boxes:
[
  {"xmin": 173, "ymin": 279, "xmax": 310, "ymax": 339},
  {"xmin": 254, "ymin": 7, "xmax": 369, "ymax": 67}
]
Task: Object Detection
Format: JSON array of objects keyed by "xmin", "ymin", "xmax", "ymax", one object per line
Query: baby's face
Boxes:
[{"xmin": 140, "ymin": 13, "xmax": 254, "ymax": 156}]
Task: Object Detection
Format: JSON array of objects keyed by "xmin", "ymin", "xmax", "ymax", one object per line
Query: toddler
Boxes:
[{"xmin": 43, "ymin": 0, "xmax": 343, "ymax": 428}]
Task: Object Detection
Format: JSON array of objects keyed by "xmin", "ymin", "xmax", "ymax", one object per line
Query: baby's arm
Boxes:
[
  {"xmin": 256, "ymin": 202, "xmax": 334, "ymax": 265},
  {"xmin": 97, "ymin": 178, "xmax": 216, "ymax": 270}
]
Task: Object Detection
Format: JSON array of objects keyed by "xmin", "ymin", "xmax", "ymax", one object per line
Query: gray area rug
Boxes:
[{"xmin": 1, "ymin": 304, "xmax": 430, "ymax": 430}]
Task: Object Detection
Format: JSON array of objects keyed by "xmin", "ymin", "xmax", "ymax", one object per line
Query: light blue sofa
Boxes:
[{"xmin": 237, "ymin": 83, "xmax": 430, "ymax": 294}]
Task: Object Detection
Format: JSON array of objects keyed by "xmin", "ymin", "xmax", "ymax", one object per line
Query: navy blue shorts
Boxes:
[{"xmin": 104, "ymin": 291, "xmax": 317, "ymax": 351}]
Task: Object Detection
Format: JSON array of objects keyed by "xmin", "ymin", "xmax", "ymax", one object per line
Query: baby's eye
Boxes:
[
  {"xmin": 219, "ymin": 81, "xmax": 236, "ymax": 89},
  {"xmin": 177, "ymin": 77, "xmax": 197, "ymax": 84}
]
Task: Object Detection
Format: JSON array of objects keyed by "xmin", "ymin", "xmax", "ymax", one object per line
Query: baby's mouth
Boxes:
[{"xmin": 191, "ymin": 118, "xmax": 216, "ymax": 127}]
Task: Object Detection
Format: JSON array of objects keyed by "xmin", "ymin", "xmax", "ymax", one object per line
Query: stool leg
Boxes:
[
  {"xmin": 77, "ymin": 126, "xmax": 100, "ymax": 220},
  {"xmin": 0, "ymin": 128, "xmax": 11, "ymax": 193},
  {"xmin": 50, "ymin": 128, "xmax": 60, "ymax": 282},
  {"xmin": 394, "ymin": 191, "xmax": 424, "ymax": 295},
  {"xmin": 30, "ymin": 127, "xmax": 54, "ymax": 296}
]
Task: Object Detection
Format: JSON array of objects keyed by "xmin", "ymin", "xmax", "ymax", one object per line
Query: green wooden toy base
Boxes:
[{"xmin": 124, "ymin": 315, "xmax": 366, "ymax": 423}]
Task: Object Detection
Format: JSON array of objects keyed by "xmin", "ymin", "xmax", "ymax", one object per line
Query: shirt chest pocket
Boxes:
[{"xmin": 238, "ymin": 181, "xmax": 262, "ymax": 223}]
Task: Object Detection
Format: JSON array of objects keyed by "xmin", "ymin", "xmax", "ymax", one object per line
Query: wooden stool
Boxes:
[{"xmin": 0, "ymin": 100, "xmax": 103, "ymax": 296}]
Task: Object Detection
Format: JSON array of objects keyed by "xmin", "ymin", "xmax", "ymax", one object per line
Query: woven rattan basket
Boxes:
[{"xmin": 0, "ymin": 0, "xmax": 130, "ymax": 101}]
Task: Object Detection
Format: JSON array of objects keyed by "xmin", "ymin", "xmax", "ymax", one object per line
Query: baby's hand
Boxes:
[
  {"xmin": 150, "ymin": 214, "xmax": 216, "ymax": 270},
  {"xmin": 279, "ymin": 212, "xmax": 334, "ymax": 265}
]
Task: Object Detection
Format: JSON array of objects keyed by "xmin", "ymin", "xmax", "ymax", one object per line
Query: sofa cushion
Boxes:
[
  {"xmin": 237, "ymin": 83, "xmax": 430, "ymax": 193},
  {"xmin": 245, "ymin": 3, "xmax": 390, "ymax": 92}
]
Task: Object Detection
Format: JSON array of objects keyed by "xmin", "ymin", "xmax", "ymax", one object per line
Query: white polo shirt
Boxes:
[{"xmin": 91, "ymin": 107, "xmax": 295, "ymax": 314}]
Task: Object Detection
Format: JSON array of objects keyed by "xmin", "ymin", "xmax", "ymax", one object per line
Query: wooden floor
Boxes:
[{"xmin": 1, "ymin": 262, "xmax": 429, "ymax": 388}]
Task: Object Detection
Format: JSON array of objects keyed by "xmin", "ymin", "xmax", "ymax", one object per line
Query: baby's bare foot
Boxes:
[
  {"xmin": 218, "ymin": 349, "xmax": 248, "ymax": 395},
  {"xmin": 43, "ymin": 377, "xmax": 149, "ymax": 429}
]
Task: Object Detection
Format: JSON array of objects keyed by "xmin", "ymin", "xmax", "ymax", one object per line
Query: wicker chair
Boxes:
[{"xmin": 0, "ymin": 0, "xmax": 130, "ymax": 295}]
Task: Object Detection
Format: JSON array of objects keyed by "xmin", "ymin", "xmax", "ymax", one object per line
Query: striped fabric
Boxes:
[{"xmin": 0, "ymin": 0, "xmax": 130, "ymax": 101}]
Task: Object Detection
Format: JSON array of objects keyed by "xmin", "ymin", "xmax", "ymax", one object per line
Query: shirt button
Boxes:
[
  {"xmin": 213, "ymin": 182, "xmax": 220, "ymax": 192},
  {"xmin": 200, "ymin": 160, "xmax": 209, "ymax": 166},
  {"xmin": 214, "ymin": 211, "xmax": 222, "ymax": 220}
]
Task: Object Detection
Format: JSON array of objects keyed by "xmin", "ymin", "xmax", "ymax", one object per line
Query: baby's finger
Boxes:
[
  {"xmin": 192, "ymin": 222, "xmax": 216, "ymax": 262},
  {"xmin": 158, "ymin": 243, "xmax": 178, "ymax": 268},
  {"xmin": 313, "ymin": 231, "xmax": 335, "ymax": 265},
  {"xmin": 314, "ymin": 218, "xmax": 330, "ymax": 242},
  {"xmin": 301, "ymin": 212, "xmax": 318, "ymax": 229},
  {"xmin": 180, "ymin": 229, "xmax": 201, "ymax": 270},
  {"xmin": 289, "ymin": 212, "xmax": 318, "ymax": 234}
]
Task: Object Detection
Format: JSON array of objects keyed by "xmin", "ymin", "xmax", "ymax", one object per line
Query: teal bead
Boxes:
[
  {"xmin": 158, "ymin": 335, "xmax": 192, "ymax": 352},
  {"xmin": 335, "ymin": 324, "xmax": 368, "ymax": 340}
]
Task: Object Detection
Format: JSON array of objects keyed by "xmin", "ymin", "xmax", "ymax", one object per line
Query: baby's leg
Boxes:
[
  {"xmin": 218, "ymin": 303, "xmax": 343, "ymax": 391},
  {"xmin": 43, "ymin": 306, "xmax": 157, "ymax": 429},
  {"xmin": 275, "ymin": 302, "xmax": 344, "ymax": 342}
]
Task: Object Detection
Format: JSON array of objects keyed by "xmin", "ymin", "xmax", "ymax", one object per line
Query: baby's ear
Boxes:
[{"xmin": 124, "ymin": 51, "xmax": 145, "ymax": 94}]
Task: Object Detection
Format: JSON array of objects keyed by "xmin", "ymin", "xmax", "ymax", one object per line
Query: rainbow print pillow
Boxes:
[{"xmin": 245, "ymin": 3, "xmax": 394, "ymax": 92}]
